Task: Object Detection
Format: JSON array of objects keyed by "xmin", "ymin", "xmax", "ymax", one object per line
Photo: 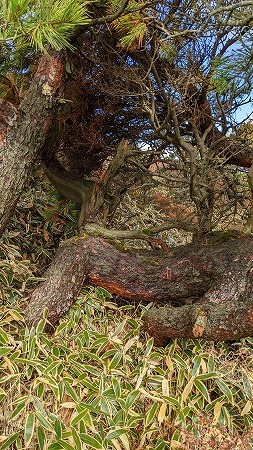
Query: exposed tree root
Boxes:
[{"xmin": 26, "ymin": 234, "xmax": 253, "ymax": 345}]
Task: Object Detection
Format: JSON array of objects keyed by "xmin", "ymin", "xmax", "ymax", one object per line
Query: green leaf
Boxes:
[
  {"xmin": 109, "ymin": 352, "xmax": 122, "ymax": 370},
  {"xmin": 101, "ymin": 349, "xmax": 118, "ymax": 359},
  {"xmin": 54, "ymin": 440, "xmax": 76, "ymax": 450},
  {"xmin": 81, "ymin": 364, "xmax": 101, "ymax": 377},
  {"xmin": 112, "ymin": 409, "xmax": 125, "ymax": 426},
  {"xmin": 0, "ymin": 327, "xmax": 9, "ymax": 344},
  {"xmin": 125, "ymin": 390, "xmax": 139, "ymax": 409},
  {"xmin": 54, "ymin": 419, "xmax": 63, "ymax": 439},
  {"xmin": 33, "ymin": 396, "xmax": 48, "ymax": 416},
  {"xmin": 217, "ymin": 379, "xmax": 234, "ymax": 404},
  {"xmin": 127, "ymin": 414, "xmax": 144, "ymax": 428},
  {"xmin": 15, "ymin": 358, "xmax": 45, "ymax": 372},
  {"xmin": 48, "ymin": 445, "xmax": 62, "ymax": 450},
  {"xmin": 221, "ymin": 406, "xmax": 233, "ymax": 431},
  {"xmin": 71, "ymin": 409, "xmax": 93, "ymax": 428},
  {"xmin": 190, "ymin": 356, "xmax": 201, "ymax": 376},
  {"xmin": 45, "ymin": 361, "xmax": 61, "ymax": 374},
  {"xmin": 24, "ymin": 413, "xmax": 35, "ymax": 447},
  {"xmin": 37, "ymin": 426, "xmax": 46, "ymax": 450},
  {"xmin": 106, "ymin": 428, "xmax": 129, "ymax": 441},
  {"xmin": 11, "ymin": 401, "xmax": 27, "ymax": 420},
  {"xmin": 172, "ymin": 355, "xmax": 188, "ymax": 369},
  {"xmin": 71, "ymin": 427, "xmax": 82, "ymax": 450},
  {"xmin": 37, "ymin": 383, "xmax": 45, "ymax": 398},
  {"xmin": 144, "ymin": 338, "xmax": 153, "ymax": 357},
  {"xmin": 35, "ymin": 412, "xmax": 54, "ymax": 431},
  {"xmin": 78, "ymin": 403, "xmax": 110, "ymax": 416},
  {"xmin": 175, "ymin": 408, "xmax": 186, "ymax": 426},
  {"xmin": 194, "ymin": 379, "xmax": 210, "ymax": 403},
  {"xmin": 0, "ymin": 347, "xmax": 13, "ymax": 357},
  {"xmin": 56, "ymin": 322, "xmax": 69, "ymax": 334},
  {"xmin": 64, "ymin": 381, "xmax": 80, "ymax": 402},
  {"xmin": 163, "ymin": 396, "xmax": 180, "ymax": 407},
  {"xmin": 111, "ymin": 321, "xmax": 126, "ymax": 338},
  {"xmin": 112, "ymin": 378, "xmax": 121, "ymax": 399},
  {"xmin": 196, "ymin": 373, "xmax": 218, "ymax": 381},
  {"xmin": 82, "ymin": 350, "xmax": 102, "ymax": 362},
  {"xmin": 36, "ymin": 319, "xmax": 47, "ymax": 333},
  {"xmin": 80, "ymin": 433, "xmax": 103, "ymax": 449},
  {"xmin": 154, "ymin": 438, "xmax": 167, "ymax": 450},
  {"xmin": 145, "ymin": 403, "xmax": 159, "ymax": 426},
  {"xmin": 242, "ymin": 374, "xmax": 253, "ymax": 399},
  {"xmin": 9, "ymin": 350, "xmax": 21, "ymax": 361},
  {"xmin": 208, "ymin": 355, "xmax": 215, "ymax": 372},
  {"xmin": 52, "ymin": 346, "xmax": 60, "ymax": 357},
  {"xmin": 0, "ymin": 431, "xmax": 23, "ymax": 449}
]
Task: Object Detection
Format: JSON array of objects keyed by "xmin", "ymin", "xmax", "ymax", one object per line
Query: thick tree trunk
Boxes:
[
  {"xmin": 26, "ymin": 234, "xmax": 253, "ymax": 345},
  {"xmin": 144, "ymin": 298, "xmax": 253, "ymax": 346},
  {"xmin": 0, "ymin": 50, "xmax": 64, "ymax": 236}
]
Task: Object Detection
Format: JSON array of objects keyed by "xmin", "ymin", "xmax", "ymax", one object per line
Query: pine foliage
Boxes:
[{"xmin": 0, "ymin": 0, "xmax": 90, "ymax": 51}]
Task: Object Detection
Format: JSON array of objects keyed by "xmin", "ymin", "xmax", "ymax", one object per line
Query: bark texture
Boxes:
[
  {"xmin": 26, "ymin": 234, "xmax": 253, "ymax": 345},
  {"xmin": 0, "ymin": 50, "xmax": 64, "ymax": 236},
  {"xmin": 144, "ymin": 298, "xmax": 253, "ymax": 346}
]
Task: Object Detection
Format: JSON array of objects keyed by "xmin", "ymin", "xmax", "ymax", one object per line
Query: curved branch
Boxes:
[{"xmin": 84, "ymin": 219, "xmax": 194, "ymax": 241}]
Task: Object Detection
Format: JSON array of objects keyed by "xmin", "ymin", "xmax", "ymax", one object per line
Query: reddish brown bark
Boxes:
[
  {"xmin": 144, "ymin": 299, "xmax": 253, "ymax": 346},
  {"xmin": 0, "ymin": 50, "xmax": 65, "ymax": 236},
  {"xmin": 26, "ymin": 235, "xmax": 253, "ymax": 345}
]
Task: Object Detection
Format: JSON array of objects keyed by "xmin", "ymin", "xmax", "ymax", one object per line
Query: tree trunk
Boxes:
[
  {"xmin": 144, "ymin": 297, "xmax": 253, "ymax": 346},
  {"xmin": 0, "ymin": 50, "xmax": 64, "ymax": 236},
  {"xmin": 26, "ymin": 234, "xmax": 253, "ymax": 345}
]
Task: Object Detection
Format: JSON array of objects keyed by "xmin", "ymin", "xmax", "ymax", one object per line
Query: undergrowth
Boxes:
[
  {"xmin": 0, "ymin": 291, "xmax": 253, "ymax": 449},
  {"xmin": 0, "ymin": 175, "xmax": 253, "ymax": 449}
]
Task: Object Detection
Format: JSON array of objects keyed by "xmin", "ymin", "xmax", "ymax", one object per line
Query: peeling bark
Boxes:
[
  {"xmin": 26, "ymin": 234, "xmax": 253, "ymax": 345},
  {"xmin": 0, "ymin": 50, "xmax": 65, "ymax": 236}
]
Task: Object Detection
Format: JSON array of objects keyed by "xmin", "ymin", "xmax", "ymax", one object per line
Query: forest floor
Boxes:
[{"xmin": 0, "ymin": 171, "xmax": 253, "ymax": 449}]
